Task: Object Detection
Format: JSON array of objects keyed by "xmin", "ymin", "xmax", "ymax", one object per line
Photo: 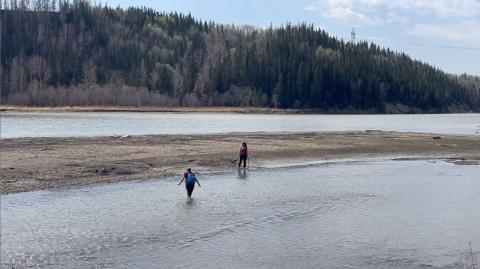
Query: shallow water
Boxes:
[
  {"xmin": 1, "ymin": 112, "xmax": 479, "ymax": 138},
  {"xmin": 1, "ymin": 160, "xmax": 479, "ymax": 268}
]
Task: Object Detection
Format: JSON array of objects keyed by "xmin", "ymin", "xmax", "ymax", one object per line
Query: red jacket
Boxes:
[{"xmin": 239, "ymin": 147, "xmax": 248, "ymax": 156}]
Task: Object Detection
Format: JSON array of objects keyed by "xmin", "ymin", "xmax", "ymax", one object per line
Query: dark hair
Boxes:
[
  {"xmin": 187, "ymin": 168, "xmax": 192, "ymax": 172},
  {"xmin": 242, "ymin": 142, "xmax": 247, "ymax": 148}
]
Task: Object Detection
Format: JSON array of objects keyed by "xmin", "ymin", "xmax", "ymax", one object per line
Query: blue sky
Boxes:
[{"xmin": 106, "ymin": 0, "xmax": 480, "ymax": 76}]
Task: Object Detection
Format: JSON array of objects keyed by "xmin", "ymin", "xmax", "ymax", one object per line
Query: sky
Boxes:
[{"xmin": 106, "ymin": 0, "xmax": 480, "ymax": 76}]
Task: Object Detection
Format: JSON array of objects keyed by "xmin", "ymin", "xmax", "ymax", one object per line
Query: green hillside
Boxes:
[{"xmin": 1, "ymin": 0, "xmax": 479, "ymax": 112}]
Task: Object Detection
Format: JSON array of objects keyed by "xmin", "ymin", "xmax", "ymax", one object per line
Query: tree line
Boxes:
[{"xmin": 1, "ymin": 0, "xmax": 479, "ymax": 112}]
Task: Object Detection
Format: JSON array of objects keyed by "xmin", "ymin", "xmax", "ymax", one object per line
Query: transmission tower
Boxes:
[{"xmin": 351, "ymin": 28, "xmax": 356, "ymax": 44}]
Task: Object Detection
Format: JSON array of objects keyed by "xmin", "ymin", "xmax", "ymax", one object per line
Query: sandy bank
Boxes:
[{"xmin": 1, "ymin": 131, "xmax": 479, "ymax": 194}]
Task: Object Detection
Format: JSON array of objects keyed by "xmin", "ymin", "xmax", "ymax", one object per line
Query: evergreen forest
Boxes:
[{"xmin": 1, "ymin": 0, "xmax": 479, "ymax": 112}]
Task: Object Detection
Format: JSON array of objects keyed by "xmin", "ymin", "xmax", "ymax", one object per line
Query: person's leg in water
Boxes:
[{"xmin": 186, "ymin": 184, "xmax": 194, "ymax": 198}]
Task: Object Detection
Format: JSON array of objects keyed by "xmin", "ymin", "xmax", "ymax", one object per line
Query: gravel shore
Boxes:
[{"xmin": 1, "ymin": 131, "xmax": 479, "ymax": 194}]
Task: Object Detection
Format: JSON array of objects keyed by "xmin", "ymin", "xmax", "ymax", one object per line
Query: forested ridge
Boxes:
[{"xmin": 1, "ymin": 0, "xmax": 479, "ymax": 112}]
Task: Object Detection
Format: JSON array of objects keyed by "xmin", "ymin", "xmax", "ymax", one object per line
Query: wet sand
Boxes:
[{"xmin": 1, "ymin": 131, "xmax": 479, "ymax": 194}]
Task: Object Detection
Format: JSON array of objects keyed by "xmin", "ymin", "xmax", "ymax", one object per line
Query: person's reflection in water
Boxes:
[{"xmin": 238, "ymin": 168, "xmax": 247, "ymax": 179}]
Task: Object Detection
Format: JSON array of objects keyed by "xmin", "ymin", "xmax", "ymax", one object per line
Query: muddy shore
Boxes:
[{"xmin": 1, "ymin": 131, "xmax": 479, "ymax": 194}]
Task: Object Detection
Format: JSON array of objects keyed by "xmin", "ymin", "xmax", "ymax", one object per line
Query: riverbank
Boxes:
[
  {"xmin": 2, "ymin": 105, "xmax": 476, "ymax": 114},
  {"xmin": 1, "ymin": 131, "xmax": 479, "ymax": 194},
  {"xmin": 0, "ymin": 105, "xmax": 306, "ymax": 114}
]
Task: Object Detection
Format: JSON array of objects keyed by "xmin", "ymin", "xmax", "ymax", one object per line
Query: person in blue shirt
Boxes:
[{"xmin": 178, "ymin": 168, "xmax": 201, "ymax": 198}]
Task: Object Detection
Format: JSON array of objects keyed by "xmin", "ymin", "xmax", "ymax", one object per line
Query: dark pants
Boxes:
[
  {"xmin": 239, "ymin": 155, "xmax": 247, "ymax": 168},
  {"xmin": 186, "ymin": 183, "xmax": 195, "ymax": 197}
]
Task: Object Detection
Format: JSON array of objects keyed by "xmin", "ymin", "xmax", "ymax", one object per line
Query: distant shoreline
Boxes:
[
  {"xmin": 1, "ymin": 105, "xmax": 478, "ymax": 114},
  {"xmin": 0, "ymin": 105, "xmax": 304, "ymax": 114},
  {"xmin": 1, "ymin": 131, "xmax": 479, "ymax": 194}
]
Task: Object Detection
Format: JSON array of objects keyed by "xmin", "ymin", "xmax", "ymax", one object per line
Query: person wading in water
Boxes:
[
  {"xmin": 238, "ymin": 142, "xmax": 248, "ymax": 169},
  {"xmin": 178, "ymin": 168, "xmax": 201, "ymax": 199}
]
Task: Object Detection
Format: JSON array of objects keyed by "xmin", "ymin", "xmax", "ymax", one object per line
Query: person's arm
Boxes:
[
  {"xmin": 178, "ymin": 175, "xmax": 185, "ymax": 185},
  {"xmin": 195, "ymin": 178, "xmax": 201, "ymax": 188}
]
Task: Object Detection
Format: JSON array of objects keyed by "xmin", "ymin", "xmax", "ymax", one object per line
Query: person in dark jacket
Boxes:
[
  {"xmin": 238, "ymin": 142, "xmax": 248, "ymax": 168},
  {"xmin": 178, "ymin": 168, "xmax": 201, "ymax": 198}
]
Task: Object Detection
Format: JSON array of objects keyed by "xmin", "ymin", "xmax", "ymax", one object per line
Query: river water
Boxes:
[
  {"xmin": 2, "ymin": 160, "xmax": 479, "ymax": 268},
  {"xmin": 1, "ymin": 112, "xmax": 479, "ymax": 138}
]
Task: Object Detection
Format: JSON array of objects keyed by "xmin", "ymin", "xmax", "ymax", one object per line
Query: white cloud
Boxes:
[
  {"xmin": 306, "ymin": 0, "xmax": 388, "ymax": 27},
  {"xmin": 407, "ymin": 19, "xmax": 480, "ymax": 45},
  {"xmin": 322, "ymin": 0, "xmax": 385, "ymax": 8},
  {"xmin": 387, "ymin": 11, "xmax": 409, "ymax": 24},
  {"xmin": 306, "ymin": 0, "xmax": 480, "ymax": 42},
  {"xmin": 323, "ymin": 7, "xmax": 383, "ymax": 26},
  {"xmin": 322, "ymin": 0, "xmax": 350, "ymax": 8},
  {"xmin": 309, "ymin": 0, "xmax": 480, "ymax": 20},
  {"xmin": 304, "ymin": 5, "xmax": 319, "ymax": 11},
  {"xmin": 386, "ymin": 0, "xmax": 480, "ymax": 18}
]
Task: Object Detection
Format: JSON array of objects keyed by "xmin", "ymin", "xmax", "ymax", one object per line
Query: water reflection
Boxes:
[{"xmin": 237, "ymin": 168, "xmax": 248, "ymax": 179}]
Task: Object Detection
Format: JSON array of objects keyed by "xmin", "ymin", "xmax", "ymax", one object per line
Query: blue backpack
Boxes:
[{"xmin": 187, "ymin": 173, "xmax": 196, "ymax": 185}]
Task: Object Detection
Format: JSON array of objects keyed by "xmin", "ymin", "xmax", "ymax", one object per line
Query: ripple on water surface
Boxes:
[{"xmin": 1, "ymin": 160, "xmax": 480, "ymax": 268}]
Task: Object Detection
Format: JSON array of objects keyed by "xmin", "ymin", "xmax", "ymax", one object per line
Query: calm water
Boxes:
[
  {"xmin": 2, "ymin": 160, "xmax": 479, "ymax": 268},
  {"xmin": 1, "ymin": 112, "xmax": 479, "ymax": 138}
]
